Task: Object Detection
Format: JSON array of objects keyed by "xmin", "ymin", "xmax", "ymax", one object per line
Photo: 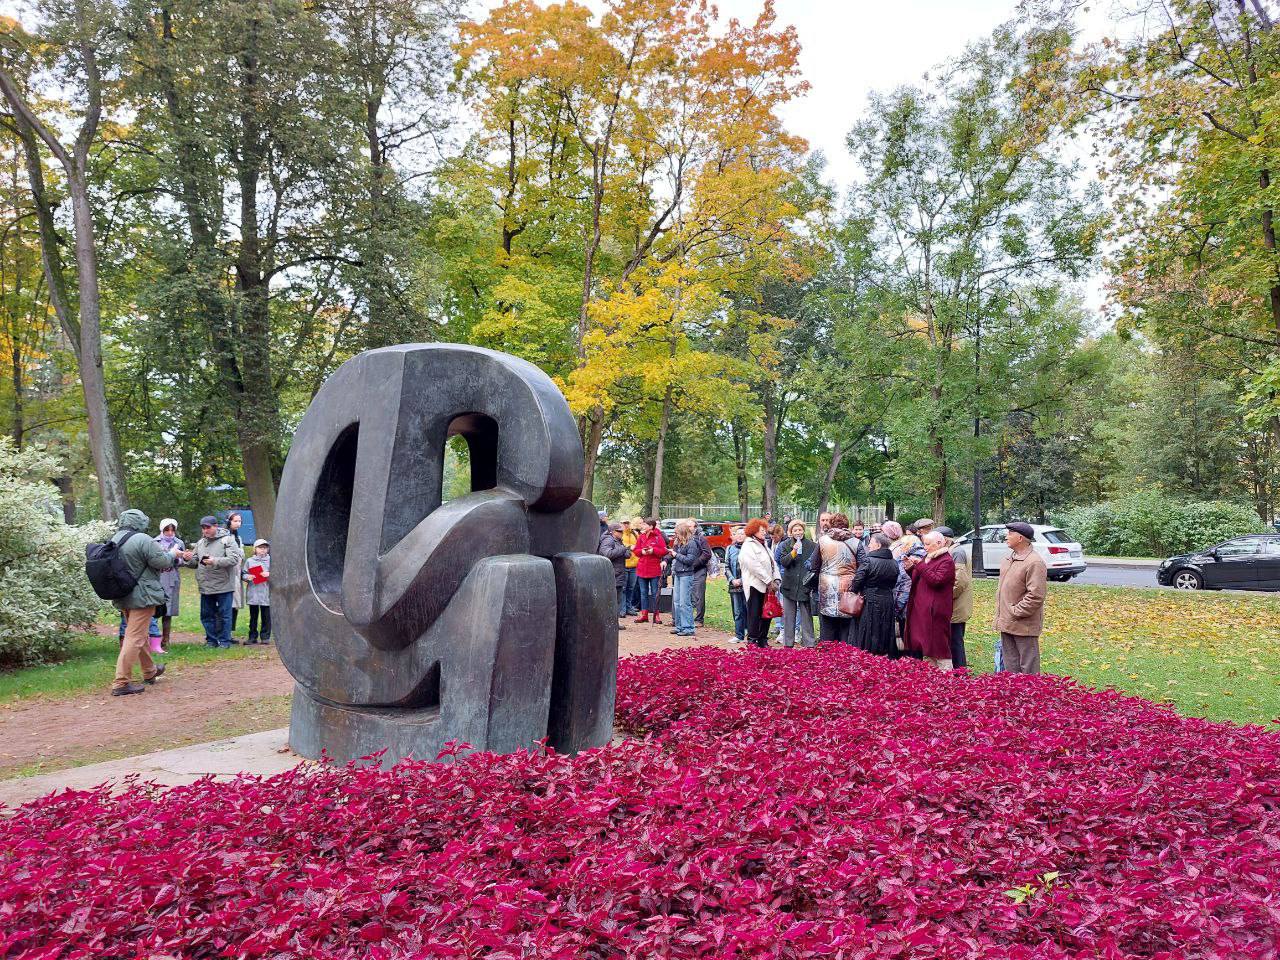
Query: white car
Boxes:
[{"xmin": 955, "ymin": 524, "xmax": 1087, "ymax": 582}]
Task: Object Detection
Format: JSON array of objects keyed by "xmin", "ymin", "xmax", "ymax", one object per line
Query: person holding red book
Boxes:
[{"xmin": 242, "ymin": 538, "xmax": 272, "ymax": 644}]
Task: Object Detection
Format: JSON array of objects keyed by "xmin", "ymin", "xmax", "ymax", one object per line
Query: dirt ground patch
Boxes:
[{"xmin": 0, "ymin": 619, "xmax": 735, "ymax": 777}]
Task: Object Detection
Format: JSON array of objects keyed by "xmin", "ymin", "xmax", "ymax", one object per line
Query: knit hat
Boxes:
[
  {"xmin": 880, "ymin": 520, "xmax": 903, "ymax": 540},
  {"xmin": 159, "ymin": 517, "xmax": 179, "ymax": 533}
]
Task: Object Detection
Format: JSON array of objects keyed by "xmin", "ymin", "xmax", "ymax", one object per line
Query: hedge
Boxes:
[{"xmin": 1052, "ymin": 491, "xmax": 1265, "ymax": 557}]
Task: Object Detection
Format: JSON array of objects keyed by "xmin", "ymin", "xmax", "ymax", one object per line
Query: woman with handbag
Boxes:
[
  {"xmin": 815, "ymin": 513, "xmax": 859, "ymax": 644},
  {"xmin": 853, "ymin": 532, "xmax": 901, "ymax": 657},
  {"xmin": 739, "ymin": 518, "xmax": 782, "ymax": 648}
]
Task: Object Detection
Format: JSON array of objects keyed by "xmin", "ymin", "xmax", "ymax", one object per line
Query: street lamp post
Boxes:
[{"xmin": 971, "ymin": 310, "xmax": 987, "ymax": 579}]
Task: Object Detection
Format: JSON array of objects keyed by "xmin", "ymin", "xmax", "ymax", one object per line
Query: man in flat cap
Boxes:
[
  {"xmin": 193, "ymin": 515, "xmax": 244, "ymax": 649},
  {"xmin": 995, "ymin": 521, "xmax": 1048, "ymax": 674}
]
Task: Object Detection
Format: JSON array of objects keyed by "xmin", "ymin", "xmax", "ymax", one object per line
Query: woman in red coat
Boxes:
[
  {"xmin": 632, "ymin": 518, "xmax": 669, "ymax": 625},
  {"xmin": 903, "ymin": 530, "xmax": 957, "ymax": 669}
]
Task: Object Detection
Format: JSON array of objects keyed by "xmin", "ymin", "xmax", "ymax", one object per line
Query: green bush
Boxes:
[
  {"xmin": 0, "ymin": 439, "xmax": 109, "ymax": 669},
  {"xmin": 1053, "ymin": 492, "xmax": 1264, "ymax": 557}
]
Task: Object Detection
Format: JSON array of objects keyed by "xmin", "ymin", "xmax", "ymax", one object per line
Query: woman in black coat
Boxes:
[{"xmin": 853, "ymin": 533, "xmax": 900, "ymax": 658}]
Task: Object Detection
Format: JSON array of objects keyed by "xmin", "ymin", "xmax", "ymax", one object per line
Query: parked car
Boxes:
[
  {"xmin": 658, "ymin": 519, "xmax": 735, "ymax": 560},
  {"xmin": 955, "ymin": 524, "xmax": 1088, "ymax": 581},
  {"xmin": 1156, "ymin": 534, "xmax": 1280, "ymax": 590},
  {"xmin": 698, "ymin": 522, "xmax": 735, "ymax": 560}
]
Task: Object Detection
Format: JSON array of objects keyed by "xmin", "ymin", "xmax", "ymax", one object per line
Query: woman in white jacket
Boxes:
[{"xmin": 739, "ymin": 518, "xmax": 782, "ymax": 648}]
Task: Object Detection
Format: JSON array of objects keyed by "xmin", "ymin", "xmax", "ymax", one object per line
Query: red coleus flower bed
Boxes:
[{"xmin": 3, "ymin": 647, "xmax": 1279, "ymax": 959}]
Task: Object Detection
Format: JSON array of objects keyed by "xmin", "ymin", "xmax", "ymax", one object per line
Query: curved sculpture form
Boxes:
[{"xmin": 274, "ymin": 344, "xmax": 618, "ymax": 766}]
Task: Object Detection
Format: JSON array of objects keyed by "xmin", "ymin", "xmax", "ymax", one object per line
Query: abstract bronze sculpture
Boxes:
[{"xmin": 274, "ymin": 344, "xmax": 618, "ymax": 766}]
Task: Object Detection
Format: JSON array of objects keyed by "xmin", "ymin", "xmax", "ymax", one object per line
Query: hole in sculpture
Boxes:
[
  {"xmin": 309, "ymin": 422, "xmax": 358, "ymax": 613},
  {"xmin": 442, "ymin": 413, "xmax": 499, "ymax": 504}
]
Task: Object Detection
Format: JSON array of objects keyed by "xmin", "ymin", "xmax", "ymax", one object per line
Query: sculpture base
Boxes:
[{"xmin": 290, "ymin": 684, "xmax": 464, "ymax": 768}]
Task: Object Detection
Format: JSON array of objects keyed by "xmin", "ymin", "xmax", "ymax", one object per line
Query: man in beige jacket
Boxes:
[{"xmin": 995, "ymin": 521, "xmax": 1048, "ymax": 674}]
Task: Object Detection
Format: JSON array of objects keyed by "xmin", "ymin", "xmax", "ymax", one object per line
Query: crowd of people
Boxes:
[
  {"xmin": 598, "ymin": 512, "xmax": 1049, "ymax": 673},
  {"xmin": 102, "ymin": 502, "xmax": 1047, "ymax": 696},
  {"xmin": 104, "ymin": 510, "xmax": 273, "ymax": 696}
]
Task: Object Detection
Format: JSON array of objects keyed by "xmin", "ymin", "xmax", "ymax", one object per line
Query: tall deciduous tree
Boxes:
[
  {"xmin": 847, "ymin": 28, "xmax": 1102, "ymax": 520},
  {"xmin": 1023, "ymin": 0, "xmax": 1280, "ymax": 516},
  {"xmin": 455, "ymin": 0, "xmax": 807, "ymax": 497},
  {"xmin": 0, "ymin": 4, "xmax": 129, "ymax": 517}
]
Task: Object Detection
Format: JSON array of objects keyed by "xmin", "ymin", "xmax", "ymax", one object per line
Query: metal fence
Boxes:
[{"xmin": 660, "ymin": 503, "xmax": 887, "ymax": 525}]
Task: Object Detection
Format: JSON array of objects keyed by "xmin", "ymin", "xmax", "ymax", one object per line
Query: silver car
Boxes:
[{"xmin": 956, "ymin": 524, "xmax": 1088, "ymax": 582}]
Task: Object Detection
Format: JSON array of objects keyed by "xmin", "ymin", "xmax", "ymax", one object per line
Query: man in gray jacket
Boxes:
[
  {"xmin": 112, "ymin": 509, "xmax": 191, "ymax": 695},
  {"xmin": 194, "ymin": 515, "xmax": 244, "ymax": 649}
]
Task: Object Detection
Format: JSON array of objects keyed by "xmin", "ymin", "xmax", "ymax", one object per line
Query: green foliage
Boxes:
[
  {"xmin": 1054, "ymin": 492, "xmax": 1265, "ymax": 558},
  {"xmin": 0, "ymin": 439, "xmax": 107, "ymax": 668}
]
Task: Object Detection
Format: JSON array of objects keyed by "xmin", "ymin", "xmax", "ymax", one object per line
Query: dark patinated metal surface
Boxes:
[{"xmin": 274, "ymin": 344, "xmax": 617, "ymax": 766}]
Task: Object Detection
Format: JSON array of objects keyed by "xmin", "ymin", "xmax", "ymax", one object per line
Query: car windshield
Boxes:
[{"xmin": 1039, "ymin": 529, "xmax": 1074, "ymax": 544}]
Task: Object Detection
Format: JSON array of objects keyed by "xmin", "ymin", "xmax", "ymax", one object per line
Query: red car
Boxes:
[
  {"xmin": 659, "ymin": 519, "xmax": 736, "ymax": 559},
  {"xmin": 697, "ymin": 521, "xmax": 735, "ymax": 560}
]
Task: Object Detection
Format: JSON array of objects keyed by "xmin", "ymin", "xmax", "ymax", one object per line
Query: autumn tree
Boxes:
[{"xmin": 454, "ymin": 0, "xmax": 807, "ymax": 497}]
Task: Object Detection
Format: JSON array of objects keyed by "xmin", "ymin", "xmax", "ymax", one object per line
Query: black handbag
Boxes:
[{"xmin": 802, "ymin": 543, "xmax": 820, "ymax": 593}]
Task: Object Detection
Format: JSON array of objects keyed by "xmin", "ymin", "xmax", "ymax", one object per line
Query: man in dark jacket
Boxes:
[
  {"xmin": 111, "ymin": 509, "xmax": 191, "ymax": 696},
  {"xmin": 724, "ymin": 524, "xmax": 747, "ymax": 642},
  {"xmin": 688, "ymin": 524, "xmax": 713, "ymax": 626},
  {"xmin": 598, "ymin": 521, "xmax": 631, "ymax": 630}
]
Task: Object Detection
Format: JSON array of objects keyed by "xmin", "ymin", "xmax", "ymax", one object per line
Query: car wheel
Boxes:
[
  {"xmin": 713, "ymin": 547, "xmax": 726, "ymax": 561},
  {"xmin": 1173, "ymin": 570, "xmax": 1202, "ymax": 590},
  {"xmin": 1048, "ymin": 574, "xmax": 1068, "ymax": 582}
]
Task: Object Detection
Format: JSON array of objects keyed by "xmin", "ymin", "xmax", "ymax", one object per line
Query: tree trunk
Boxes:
[
  {"xmin": 818, "ymin": 437, "xmax": 844, "ymax": 518},
  {"xmin": 731, "ymin": 417, "xmax": 749, "ymax": 521},
  {"xmin": 67, "ymin": 175, "xmax": 128, "ymax": 518},
  {"xmin": 0, "ymin": 62, "xmax": 129, "ymax": 518},
  {"xmin": 650, "ymin": 387, "xmax": 672, "ymax": 518},
  {"xmin": 582, "ymin": 406, "xmax": 605, "ymax": 501},
  {"xmin": 56, "ymin": 474, "xmax": 76, "ymax": 524},
  {"xmin": 761, "ymin": 383, "xmax": 778, "ymax": 518},
  {"xmin": 228, "ymin": 16, "xmax": 281, "ymax": 538},
  {"xmin": 363, "ymin": 79, "xmax": 395, "ymax": 341},
  {"xmin": 10, "ymin": 337, "xmax": 23, "ymax": 447}
]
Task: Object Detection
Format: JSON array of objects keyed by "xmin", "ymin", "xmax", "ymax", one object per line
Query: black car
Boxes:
[{"xmin": 1156, "ymin": 534, "xmax": 1280, "ymax": 590}]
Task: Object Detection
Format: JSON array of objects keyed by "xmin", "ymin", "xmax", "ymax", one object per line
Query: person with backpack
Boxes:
[
  {"xmin": 193, "ymin": 515, "xmax": 245, "ymax": 649},
  {"xmin": 94, "ymin": 509, "xmax": 192, "ymax": 696}
]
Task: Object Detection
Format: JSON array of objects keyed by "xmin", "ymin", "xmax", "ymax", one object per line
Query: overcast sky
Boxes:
[{"xmin": 711, "ymin": 0, "xmax": 1026, "ymax": 186}]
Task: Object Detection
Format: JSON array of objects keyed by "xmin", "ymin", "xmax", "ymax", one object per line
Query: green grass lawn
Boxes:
[
  {"xmin": 0, "ymin": 633, "xmax": 271, "ymax": 702},
  {"xmin": 700, "ymin": 578, "xmax": 1280, "ymax": 726},
  {"xmin": 0, "ymin": 568, "xmax": 270, "ymax": 702}
]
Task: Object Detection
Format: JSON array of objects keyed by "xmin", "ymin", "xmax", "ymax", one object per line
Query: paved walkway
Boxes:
[{"xmin": 0, "ymin": 728, "xmax": 301, "ymax": 808}]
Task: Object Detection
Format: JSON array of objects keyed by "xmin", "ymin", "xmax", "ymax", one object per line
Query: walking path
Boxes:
[{"xmin": 0, "ymin": 619, "xmax": 736, "ymax": 808}]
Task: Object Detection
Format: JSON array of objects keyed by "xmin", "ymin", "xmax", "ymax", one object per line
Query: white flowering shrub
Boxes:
[{"xmin": 0, "ymin": 439, "xmax": 109, "ymax": 668}]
